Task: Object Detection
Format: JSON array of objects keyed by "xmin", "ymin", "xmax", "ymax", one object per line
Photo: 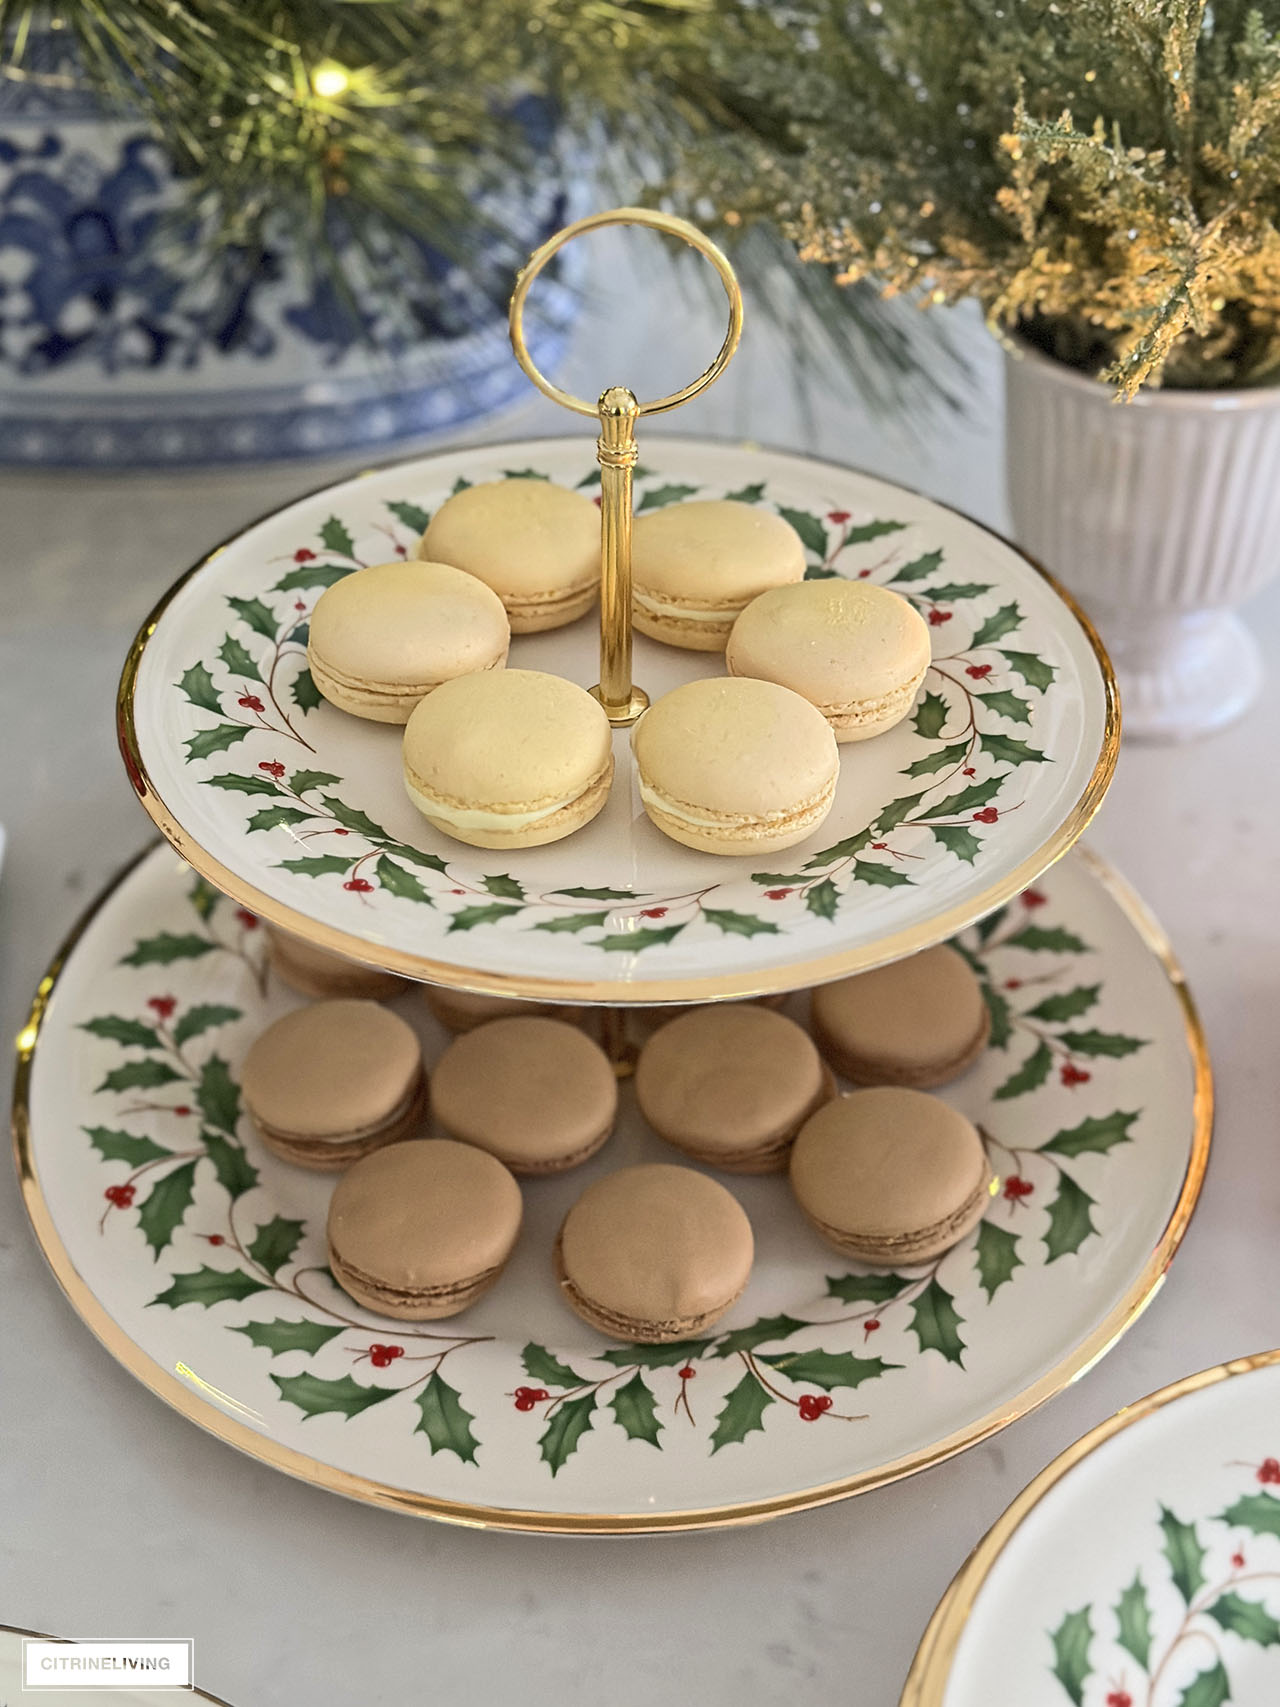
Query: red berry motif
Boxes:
[
  {"xmin": 592, "ymin": 494, "xmax": 602, "ymax": 509},
  {"xmin": 928, "ymin": 608, "xmax": 952, "ymax": 626},
  {"xmin": 104, "ymin": 1184, "xmax": 136, "ymax": 1208},
  {"xmin": 1022, "ymin": 888, "xmax": 1048, "ymax": 908},
  {"xmin": 1233, "ymin": 1550, "xmax": 1247, "ymax": 1569},
  {"xmin": 368, "ymin": 1344, "xmax": 404, "ymax": 1369},
  {"xmin": 173, "ymin": 1105, "xmax": 192, "ymax": 1116},
  {"xmin": 827, "ymin": 510, "xmax": 851, "ymax": 524},
  {"xmin": 147, "ymin": 995, "xmax": 177, "ymax": 1019},
  {"xmin": 1061, "ymin": 1063, "xmax": 1091, "ymax": 1087},
  {"xmin": 343, "ymin": 877, "xmax": 374, "ymax": 893},
  {"xmin": 1004, "ymin": 1176, "xmax": 1034, "ymax": 1201},
  {"xmin": 864, "ymin": 1319, "xmax": 880, "ymax": 1337},
  {"xmin": 678, "ymin": 1366, "xmax": 697, "ymax": 1380},
  {"xmin": 294, "ymin": 598, "xmax": 307, "ymax": 612},
  {"xmin": 235, "ymin": 908, "xmax": 259, "ymax": 930},
  {"xmin": 333, "ymin": 827, "xmax": 349, "ymax": 836},
  {"xmin": 237, "ymin": 695, "xmax": 265, "ymax": 713},
  {"xmin": 973, "ymin": 806, "xmax": 999, "ymax": 824},
  {"xmin": 204, "ymin": 1234, "xmax": 225, "ymax": 1246},
  {"xmin": 797, "ymin": 1394, "xmax": 833, "ymax": 1421},
  {"xmin": 513, "ymin": 1386, "xmax": 537, "ymax": 1411},
  {"xmin": 1106, "ymin": 1693, "xmax": 1132, "ymax": 1707},
  {"xmin": 764, "ymin": 889, "xmax": 790, "ymax": 900},
  {"xmin": 857, "ymin": 567, "xmax": 871, "ymax": 578},
  {"xmin": 451, "ymin": 889, "xmax": 465, "ymax": 896},
  {"xmin": 294, "ymin": 548, "xmax": 316, "ymax": 562},
  {"xmin": 640, "ymin": 907, "xmax": 667, "ymax": 919},
  {"xmin": 871, "ymin": 841, "xmax": 887, "ymax": 850},
  {"xmin": 962, "ymin": 766, "xmax": 977, "ymax": 777},
  {"xmin": 1258, "ymin": 1457, "xmax": 1280, "ymax": 1484},
  {"xmin": 259, "ymin": 760, "xmax": 286, "ymax": 778},
  {"xmin": 530, "ymin": 1388, "xmax": 549, "ymax": 1402},
  {"xmin": 966, "ymin": 663, "xmax": 993, "ymax": 679},
  {"xmin": 1004, "ymin": 978, "xmax": 1022, "ymax": 990}
]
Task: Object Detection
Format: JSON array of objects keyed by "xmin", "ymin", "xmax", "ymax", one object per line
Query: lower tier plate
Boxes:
[{"xmin": 13, "ymin": 842, "xmax": 1209, "ymax": 1534}]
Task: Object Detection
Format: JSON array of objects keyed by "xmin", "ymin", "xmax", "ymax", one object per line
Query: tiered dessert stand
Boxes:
[{"xmin": 13, "ymin": 212, "xmax": 1210, "ymax": 1533}]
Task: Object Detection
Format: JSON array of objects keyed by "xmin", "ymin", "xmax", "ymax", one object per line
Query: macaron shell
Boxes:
[
  {"xmin": 241, "ymin": 1000, "xmax": 424, "ymax": 1142},
  {"xmin": 422, "ymin": 987, "xmax": 587, "ymax": 1033},
  {"xmin": 255, "ymin": 1074, "xmax": 428, "ymax": 1173},
  {"xmin": 431, "ymin": 1017, "xmax": 618, "ymax": 1174},
  {"xmin": 810, "ymin": 944, "xmax": 990, "ymax": 1087},
  {"xmin": 265, "ymin": 925, "xmax": 409, "ymax": 1002}
]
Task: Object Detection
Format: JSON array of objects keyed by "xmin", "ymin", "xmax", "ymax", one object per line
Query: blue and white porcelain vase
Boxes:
[{"xmin": 0, "ymin": 38, "xmax": 579, "ymax": 467}]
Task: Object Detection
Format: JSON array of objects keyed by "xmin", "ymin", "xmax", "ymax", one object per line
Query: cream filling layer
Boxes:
[
  {"xmin": 638, "ymin": 773, "xmax": 833, "ymax": 830},
  {"xmin": 633, "ymin": 589, "xmax": 739, "ymax": 623},
  {"xmin": 406, "ymin": 777, "xmax": 584, "ymax": 833}
]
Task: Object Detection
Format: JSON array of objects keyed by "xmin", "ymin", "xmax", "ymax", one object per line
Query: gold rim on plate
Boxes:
[
  {"xmin": 115, "ymin": 437, "xmax": 1122, "ymax": 1003},
  {"xmin": 899, "ymin": 1348, "xmax": 1280, "ymax": 1705},
  {"xmin": 12, "ymin": 842, "xmax": 1208, "ymax": 1535},
  {"xmin": 0, "ymin": 1623, "xmax": 232, "ymax": 1704}
]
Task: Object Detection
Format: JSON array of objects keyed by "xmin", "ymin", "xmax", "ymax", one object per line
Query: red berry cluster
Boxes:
[
  {"xmin": 235, "ymin": 909, "xmax": 258, "ymax": 931},
  {"xmin": 513, "ymin": 1386, "xmax": 550, "ymax": 1411},
  {"xmin": 966, "ymin": 663, "xmax": 992, "ymax": 680},
  {"xmin": 678, "ymin": 1365, "xmax": 697, "ymax": 1380},
  {"xmin": 104, "ymin": 1184, "xmax": 135, "ymax": 1208},
  {"xmin": 1061, "ymin": 1063, "xmax": 1091, "ymax": 1087},
  {"xmin": 973, "ymin": 806, "xmax": 999, "ymax": 824},
  {"xmin": 147, "ymin": 995, "xmax": 177, "ymax": 1020},
  {"xmin": 343, "ymin": 878, "xmax": 373, "ymax": 893},
  {"xmin": 1105, "ymin": 1692, "xmax": 1132, "ymax": 1707},
  {"xmin": 1004, "ymin": 1176, "xmax": 1034, "ymax": 1202},
  {"xmin": 797, "ymin": 1393, "xmax": 833, "ymax": 1422},
  {"xmin": 238, "ymin": 695, "xmax": 265, "ymax": 713},
  {"xmin": 368, "ymin": 1344, "xmax": 404, "ymax": 1370},
  {"xmin": 1258, "ymin": 1457, "xmax": 1280, "ymax": 1484},
  {"xmin": 928, "ymin": 609, "xmax": 952, "ymax": 627},
  {"xmin": 259, "ymin": 760, "xmax": 286, "ymax": 779}
]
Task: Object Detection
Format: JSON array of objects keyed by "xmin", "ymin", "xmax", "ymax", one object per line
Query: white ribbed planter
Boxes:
[{"xmin": 1004, "ymin": 336, "xmax": 1280, "ymax": 740}]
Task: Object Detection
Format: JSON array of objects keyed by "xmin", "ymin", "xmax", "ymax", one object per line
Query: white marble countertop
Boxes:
[{"xmin": 3, "ymin": 257, "xmax": 1278, "ymax": 1707}]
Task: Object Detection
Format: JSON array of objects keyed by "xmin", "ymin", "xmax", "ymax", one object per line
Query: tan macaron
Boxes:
[
  {"xmin": 241, "ymin": 1000, "xmax": 427, "ymax": 1170},
  {"xmin": 417, "ymin": 478, "xmax": 600, "ymax": 633},
  {"xmin": 632, "ymin": 677, "xmax": 839, "ymax": 855},
  {"xmin": 790, "ymin": 1088, "xmax": 993, "ymax": 1265},
  {"xmin": 631, "ymin": 499, "xmax": 806, "ymax": 651},
  {"xmin": 431, "ymin": 1017, "xmax": 618, "ymax": 1175},
  {"xmin": 727, "ymin": 579, "xmax": 931, "ymax": 741},
  {"xmin": 422, "ymin": 986, "xmax": 585, "ymax": 1034},
  {"xmin": 307, "ymin": 559, "xmax": 509, "ymax": 723},
  {"xmin": 555, "ymin": 1164, "xmax": 754, "ymax": 1342},
  {"xmin": 635, "ymin": 1005, "xmax": 835, "ymax": 1173},
  {"xmin": 265, "ymin": 925, "xmax": 408, "ymax": 1002},
  {"xmin": 402, "ymin": 669, "xmax": 614, "ymax": 849},
  {"xmin": 327, "ymin": 1139, "xmax": 522, "ymax": 1319},
  {"xmin": 810, "ymin": 945, "xmax": 990, "ymax": 1087}
]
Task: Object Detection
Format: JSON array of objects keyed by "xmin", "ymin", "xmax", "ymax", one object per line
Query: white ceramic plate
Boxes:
[
  {"xmin": 119, "ymin": 438, "xmax": 1117, "ymax": 1002},
  {"xmin": 14, "ymin": 842, "xmax": 1207, "ymax": 1533},
  {"xmin": 903, "ymin": 1352, "xmax": 1280, "ymax": 1706}
]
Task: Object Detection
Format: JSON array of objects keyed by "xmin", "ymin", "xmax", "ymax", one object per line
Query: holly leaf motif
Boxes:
[
  {"xmin": 274, "ymin": 561, "xmax": 353, "ymax": 593},
  {"xmin": 969, "ymin": 602, "xmax": 1022, "ymax": 649},
  {"xmin": 272, "ymin": 1370, "xmax": 396, "ymax": 1421},
  {"xmin": 151, "ymin": 1266, "xmax": 270, "ymax": 1309},
  {"xmin": 853, "ymin": 859, "xmax": 912, "ymax": 888},
  {"xmin": 290, "ymin": 769, "xmax": 342, "ymax": 794},
  {"xmin": 291, "ymin": 667, "xmax": 323, "ymax": 714},
  {"xmin": 173, "ymin": 1003, "xmax": 240, "ymax": 1047},
  {"xmin": 711, "ymin": 1315, "xmax": 809, "ymax": 1358},
  {"xmin": 387, "ymin": 499, "xmax": 431, "ymax": 533},
  {"xmin": 184, "ymin": 724, "xmax": 252, "ymax": 762},
  {"xmin": 596, "ymin": 924, "xmax": 686, "ymax": 951},
  {"xmin": 85, "ymin": 1126, "xmax": 172, "ymax": 1166},
  {"xmin": 451, "ymin": 476, "xmax": 472, "ymax": 494},
  {"xmin": 218, "ymin": 634, "xmax": 262, "ymax": 681},
  {"xmin": 926, "ymin": 581, "xmax": 993, "ymax": 601},
  {"xmin": 227, "ymin": 595, "xmax": 278, "ymax": 640},
  {"xmin": 975, "ymin": 1221, "xmax": 1022, "ymax": 1300},
  {"xmin": 179, "ymin": 662, "xmax": 222, "ymax": 713},
  {"xmin": 233, "ymin": 1318, "xmax": 344, "ymax": 1357},
  {"xmin": 196, "ymin": 1055, "xmax": 240, "ymax": 1137},
  {"xmin": 709, "ymin": 1372, "xmax": 773, "ymax": 1453},
  {"xmin": 120, "ymin": 932, "xmax": 217, "ymax": 967},
  {"xmin": 533, "ymin": 912, "xmax": 610, "ymax": 933},
  {"xmin": 914, "ymin": 776, "xmax": 1003, "ymax": 820},
  {"xmin": 1025, "ymin": 985, "xmax": 1100, "ymax": 1023},
  {"xmin": 1044, "ymin": 1174, "xmax": 1098, "ymax": 1262},
  {"xmin": 1005, "ymin": 925, "xmax": 1090, "ymax": 953},
  {"xmin": 932, "ymin": 824, "xmax": 983, "ymax": 863},
  {"xmin": 638, "ymin": 482, "xmax": 699, "ymax": 511},
  {"xmin": 319, "ymin": 794, "xmax": 388, "ymax": 838},
  {"xmin": 501, "ymin": 467, "xmax": 550, "ymax": 480},
  {"xmin": 206, "ymin": 773, "xmax": 283, "ymax": 798},
  {"xmin": 549, "ymin": 886, "xmax": 636, "ymax": 901},
  {"xmin": 803, "ymin": 829, "xmax": 874, "ymax": 866},
  {"xmin": 1049, "ymin": 1607, "xmax": 1093, "ymax": 1707},
  {"xmin": 1176, "ymin": 1661, "xmax": 1230, "ymax": 1707},
  {"xmin": 447, "ymin": 903, "xmax": 523, "ymax": 933},
  {"xmin": 482, "ymin": 873, "xmax": 525, "ymax": 901},
  {"xmin": 976, "ymin": 907, "xmax": 1009, "ymax": 943},
  {"xmin": 805, "ymin": 878, "xmax": 839, "ymax": 921},
  {"xmin": 1001, "ymin": 649, "xmax": 1057, "ymax": 691},
  {"xmin": 375, "ymin": 855, "xmax": 432, "ymax": 904},
  {"xmin": 701, "ymin": 908, "xmax": 782, "ymax": 937},
  {"xmin": 318, "ymin": 515, "xmax": 356, "ymax": 558},
  {"xmin": 598, "ymin": 1340, "xmax": 712, "ymax": 1368},
  {"xmin": 278, "ymin": 855, "xmax": 355, "ymax": 879},
  {"xmin": 977, "ymin": 689, "xmax": 1032, "ymax": 724},
  {"xmin": 846, "ymin": 518, "xmax": 907, "ymax": 545},
  {"xmin": 1042, "ymin": 1110, "xmax": 1139, "ymax": 1158},
  {"xmin": 188, "ymin": 876, "xmax": 221, "ymax": 921},
  {"xmin": 993, "ymin": 1039, "xmax": 1053, "ymax": 1100},
  {"xmin": 904, "ymin": 740, "xmax": 969, "ymax": 778},
  {"xmin": 724, "ymin": 481, "xmax": 765, "ymax": 503},
  {"xmin": 1209, "ymin": 1588, "xmax": 1280, "ymax": 1646},
  {"xmin": 982, "ymin": 982, "xmax": 1014, "ymax": 1047},
  {"xmin": 874, "ymin": 793, "xmax": 926, "ymax": 834},
  {"xmin": 912, "ymin": 691, "xmax": 950, "ymax": 739},
  {"xmin": 247, "ymin": 805, "xmax": 311, "ymax": 833},
  {"xmin": 202, "ymin": 1132, "xmax": 258, "ymax": 1201},
  {"xmin": 610, "ymin": 1372, "xmax": 662, "ymax": 1447},
  {"xmin": 887, "ymin": 547, "xmax": 940, "ymax": 580},
  {"xmin": 247, "ymin": 1216, "xmax": 306, "ymax": 1276},
  {"xmin": 1056, "ymin": 1029, "xmax": 1148, "ymax": 1058},
  {"xmin": 804, "ymin": 564, "xmax": 838, "ymax": 580},
  {"xmin": 415, "ymin": 1373, "xmax": 480, "ymax": 1465},
  {"xmin": 137, "ymin": 1159, "xmax": 198, "ymax": 1257},
  {"xmin": 1219, "ymin": 1491, "xmax": 1280, "ymax": 1538},
  {"xmin": 379, "ymin": 842, "xmax": 451, "ymax": 875},
  {"xmin": 775, "ymin": 505, "xmax": 828, "ymax": 555},
  {"xmin": 81, "ymin": 1015, "xmax": 161, "ymax": 1049},
  {"xmin": 96, "ymin": 1058, "xmax": 182, "ymax": 1094},
  {"xmin": 760, "ymin": 1349, "xmax": 897, "ymax": 1391},
  {"xmin": 909, "ymin": 1278, "xmax": 966, "ymax": 1365},
  {"xmin": 539, "ymin": 1393, "xmax": 597, "ymax": 1476},
  {"xmin": 1115, "ymin": 1573, "xmax": 1153, "ymax": 1669},
  {"xmin": 826, "ymin": 1272, "xmax": 909, "ymax": 1305},
  {"xmin": 521, "ymin": 1343, "xmax": 583, "ymax": 1389}
]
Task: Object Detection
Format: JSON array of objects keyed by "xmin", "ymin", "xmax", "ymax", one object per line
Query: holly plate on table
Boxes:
[
  {"xmin": 13, "ymin": 842, "xmax": 1208, "ymax": 1532},
  {"xmin": 902, "ymin": 1352, "xmax": 1280, "ymax": 1707},
  {"xmin": 118, "ymin": 437, "xmax": 1117, "ymax": 1002}
]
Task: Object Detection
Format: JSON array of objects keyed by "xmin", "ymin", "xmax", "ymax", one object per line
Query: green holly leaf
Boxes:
[
  {"xmin": 375, "ymin": 855, "xmax": 432, "ymax": 904},
  {"xmin": 196, "ymin": 1055, "xmax": 240, "ymax": 1137},
  {"xmin": 1057, "ymin": 1029, "xmax": 1148, "ymax": 1058},
  {"xmin": 450, "ymin": 476, "xmax": 472, "ymax": 494},
  {"xmin": 845, "ymin": 518, "xmax": 907, "ymax": 545},
  {"xmin": 533, "ymin": 912, "xmax": 610, "ymax": 933},
  {"xmin": 151, "ymin": 1265, "xmax": 270, "ymax": 1310},
  {"xmin": 887, "ymin": 546, "xmax": 941, "ymax": 580},
  {"xmin": 120, "ymin": 932, "xmax": 217, "ymax": 968},
  {"xmin": 415, "ymin": 1372, "xmax": 480, "ymax": 1464},
  {"xmin": 1049, "ymin": 1607, "xmax": 1093, "ymax": 1706},
  {"xmin": 875, "ymin": 793, "xmax": 927, "ymax": 834},
  {"xmin": 173, "ymin": 1003, "xmax": 240, "ymax": 1047},
  {"xmin": 975, "ymin": 1221, "xmax": 1022, "ymax": 1300},
  {"xmin": 1005, "ymin": 925, "xmax": 1090, "ymax": 953},
  {"xmin": 976, "ymin": 689, "xmax": 1033, "ymax": 724},
  {"xmin": 137, "ymin": 1159, "xmax": 198, "ymax": 1257},
  {"xmin": 751, "ymin": 871, "xmax": 807, "ymax": 886},
  {"xmin": 804, "ymin": 564, "xmax": 839, "ymax": 580},
  {"xmin": 379, "ymin": 842, "xmax": 451, "ymax": 875},
  {"xmin": 501, "ymin": 467, "xmax": 550, "ymax": 481},
  {"xmin": 272, "ymin": 1370, "xmax": 397, "ymax": 1421},
  {"xmin": 711, "ymin": 1315, "xmax": 809, "ymax": 1358},
  {"xmin": 912, "ymin": 691, "xmax": 950, "ymax": 739},
  {"xmin": 826, "ymin": 1272, "xmax": 909, "ymax": 1304},
  {"xmin": 184, "ymin": 723, "xmax": 252, "ymax": 762},
  {"xmin": 776, "ymin": 506, "xmax": 828, "ymax": 555},
  {"xmin": 1042, "ymin": 1110, "xmax": 1140, "ymax": 1158},
  {"xmin": 1025, "ymin": 985, "xmax": 1101, "ymax": 1023},
  {"xmin": 1219, "ymin": 1491, "xmax": 1280, "ymax": 1538},
  {"xmin": 203, "ymin": 1131, "xmax": 258, "ymax": 1201},
  {"xmin": 539, "ymin": 1392, "xmax": 597, "ymax": 1476},
  {"xmin": 596, "ymin": 924, "xmax": 686, "ymax": 951},
  {"xmin": 803, "ymin": 829, "xmax": 875, "ymax": 866},
  {"xmin": 290, "ymin": 768, "xmax": 342, "ymax": 794},
  {"xmin": 724, "ymin": 481, "xmax": 765, "ymax": 503},
  {"xmin": 96, "ymin": 1058, "xmax": 182, "ymax": 1095},
  {"xmin": 638, "ymin": 482, "xmax": 699, "ymax": 511},
  {"xmin": 804, "ymin": 878, "xmax": 839, "ymax": 921},
  {"xmin": 981, "ymin": 982, "xmax": 1014, "ymax": 1047},
  {"xmin": 1044, "ymin": 1174, "xmax": 1098, "ymax": 1262},
  {"xmin": 598, "ymin": 1340, "xmax": 713, "ymax": 1368},
  {"xmin": 914, "ymin": 776, "xmax": 1003, "ymax": 820},
  {"xmin": 701, "ymin": 907, "xmax": 781, "ymax": 937},
  {"xmin": 926, "ymin": 581, "xmax": 993, "ymax": 600},
  {"xmin": 611, "ymin": 1372, "xmax": 662, "ymax": 1447},
  {"xmin": 218, "ymin": 633, "xmax": 262, "ymax": 681},
  {"xmin": 1114, "ymin": 1573, "xmax": 1153, "ymax": 1669},
  {"xmin": 976, "ymin": 907, "xmax": 1009, "ymax": 943},
  {"xmin": 760, "ymin": 1349, "xmax": 897, "ymax": 1391},
  {"xmin": 910, "ymin": 1278, "xmax": 966, "ymax": 1365},
  {"xmin": 81, "ymin": 1014, "xmax": 162, "ymax": 1049},
  {"xmin": 447, "ymin": 903, "xmax": 523, "ymax": 933},
  {"xmin": 319, "ymin": 794, "xmax": 387, "ymax": 838},
  {"xmin": 1207, "ymin": 1592, "xmax": 1280, "ymax": 1649},
  {"xmin": 318, "ymin": 515, "xmax": 356, "ymax": 558},
  {"xmin": 549, "ymin": 886, "xmax": 636, "ymax": 901},
  {"xmin": 969, "ymin": 602, "xmax": 1022, "ymax": 649},
  {"xmin": 84, "ymin": 1126, "xmax": 172, "ymax": 1166},
  {"xmin": 482, "ymin": 873, "xmax": 525, "ymax": 901},
  {"xmin": 277, "ymin": 855, "xmax": 355, "ymax": 879},
  {"xmin": 248, "ymin": 805, "xmax": 310, "ymax": 834},
  {"xmin": 521, "ymin": 1343, "xmax": 584, "ymax": 1389},
  {"xmin": 387, "ymin": 499, "xmax": 431, "ymax": 533},
  {"xmin": 1176, "ymin": 1661, "xmax": 1231, "ymax": 1707},
  {"xmin": 188, "ymin": 876, "xmax": 221, "ymax": 921},
  {"xmin": 932, "ymin": 824, "xmax": 983, "ymax": 863},
  {"xmin": 291, "ymin": 667, "xmax": 323, "ymax": 713},
  {"xmin": 904, "ymin": 740, "xmax": 969, "ymax": 778},
  {"xmin": 981, "ymin": 732, "xmax": 1049, "ymax": 767},
  {"xmin": 1158, "ymin": 1507, "xmax": 1208, "ymax": 1602},
  {"xmin": 247, "ymin": 1216, "xmax": 306, "ymax": 1277},
  {"xmin": 204, "ymin": 772, "xmax": 281, "ymax": 796},
  {"xmin": 233, "ymin": 1318, "xmax": 345, "ymax": 1357},
  {"xmin": 274, "ymin": 561, "xmax": 353, "ymax": 593},
  {"xmin": 1001, "ymin": 649, "xmax": 1057, "ymax": 691},
  {"xmin": 709, "ymin": 1372, "xmax": 773, "ymax": 1453},
  {"xmin": 993, "ymin": 1039, "xmax": 1053, "ymax": 1100},
  {"xmin": 178, "ymin": 662, "xmax": 223, "ymax": 713},
  {"xmin": 853, "ymin": 859, "xmax": 912, "ymax": 888},
  {"xmin": 227, "ymin": 595, "xmax": 278, "ymax": 640}
]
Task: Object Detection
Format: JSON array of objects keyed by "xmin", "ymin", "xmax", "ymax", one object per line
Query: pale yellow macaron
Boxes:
[
  {"xmin": 307, "ymin": 559, "xmax": 509, "ymax": 723},
  {"xmin": 417, "ymin": 478, "xmax": 600, "ymax": 633},
  {"xmin": 727, "ymin": 579, "xmax": 931, "ymax": 742},
  {"xmin": 631, "ymin": 499, "xmax": 806, "ymax": 651},
  {"xmin": 403, "ymin": 669, "xmax": 614, "ymax": 849},
  {"xmin": 632, "ymin": 677, "xmax": 839, "ymax": 855}
]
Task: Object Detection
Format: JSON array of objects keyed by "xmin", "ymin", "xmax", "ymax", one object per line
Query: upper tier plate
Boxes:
[{"xmin": 119, "ymin": 437, "xmax": 1118, "ymax": 1001}]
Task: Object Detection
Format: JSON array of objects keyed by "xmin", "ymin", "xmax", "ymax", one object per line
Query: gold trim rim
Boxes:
[
  {"xmin": 0, "ymin": 1622, "xmax": 233, "ymax": 1704},
  {"xmin": 115, "ymin": 434, "xmax": 1122, "ymax": 1005},
  {"xmin": 899, "ymin": 1347, "xmax": 1280, "ymax": 1704},
  {"xmin": 11, "ymin": 841, "xmax": 1211, "ymax": 1535}
]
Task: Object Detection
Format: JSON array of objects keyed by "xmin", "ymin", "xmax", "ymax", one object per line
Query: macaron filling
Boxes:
[
  {"xmin": 804, "ymin": 1165, "xmax": 993, "ymax": 1264},
  {"xmin": 309, "ymin": 649, "xmax": 505, "ymax": 713},
  {"xmin": 637, "ymin": 772, "xmax": 837, "ymax": 837},
  {"xmin": 553, "ymin": 1233, "xmax": 749, "ymax": 1341},
  {"xmin": 404, "ymin": 758, "xmax": 613, "ymax": 835},
  {"xmin": 329, "ymin": 1251, "xmax": 505, "ymax": 1313},
  {"xmin": 253, "ymin": 1071, "xmax": 428, "ymax": 1166}
]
